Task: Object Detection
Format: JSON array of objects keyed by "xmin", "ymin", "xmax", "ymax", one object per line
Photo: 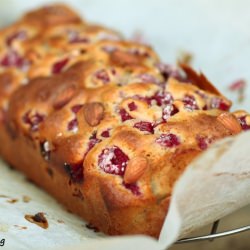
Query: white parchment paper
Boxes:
[{"xmin": 0, "ymin": 0, "xmax": 250, "ymax": 250}]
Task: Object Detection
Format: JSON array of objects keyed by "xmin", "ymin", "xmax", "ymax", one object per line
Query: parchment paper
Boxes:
[{"xmin": 0, "ymin": 0, "xmax": 250, "ymax": 250}]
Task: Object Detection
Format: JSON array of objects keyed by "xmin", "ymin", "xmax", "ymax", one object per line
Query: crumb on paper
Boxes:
[
  {"xmin": 14, "ymin": 225, "xmax": 27, "ymax": 230},
  {"xmin": 177, "ymin": 50, "xmax": 194, "ymax": 65},
  {"xmin": 7, "ymin": 198, "xmax": 18, "ymax": 204},
  {"xmin": 85, "ymin": 223, "xmax": 100, "ymax": 233},
  {"xmin": 24, "ymin": 212, "xmax": 49, "ymax": 229},
  {"xmin": 228, "ymin": 79, "xmax": 247, "ymax": 103},
  {"xmin": 57, "ymin": 219, "xmax": 64, "ymax": 224},
  {"xmin": 0, "ymin": 195, "xmax": 10, "ymax": 198},
  {"xmin": 22, "ymin": 195, "xmax": 31, "ymax": 203},
  {"xmin": 0, "ymin": 225, "xmax": 9, "ymax": 232},
  {"xmin": 0, "ymin": 195, "xmax": 19, "ymax": 203}
]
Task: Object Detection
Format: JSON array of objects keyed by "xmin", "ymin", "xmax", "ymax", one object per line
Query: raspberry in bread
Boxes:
[{"xmin": 0, "ymin": 4, "xmax": 249, "ymax": 237}]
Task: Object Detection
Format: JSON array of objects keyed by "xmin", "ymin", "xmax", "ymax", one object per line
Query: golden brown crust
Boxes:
[
  {"xmin": 0, "ymin": 4, "xmax": 249, "ymax": 238},
  {"xmin": 22, "ymin": 4, "xmax": 83, "ymax": 26}
]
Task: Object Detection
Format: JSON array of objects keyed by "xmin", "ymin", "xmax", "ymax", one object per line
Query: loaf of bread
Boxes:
[{"xmin": 0, "ymin": 4, "xmax": 249, "ymax": 237}]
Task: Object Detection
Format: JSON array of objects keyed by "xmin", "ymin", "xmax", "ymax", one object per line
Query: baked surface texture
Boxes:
[{"xmin": 0, "ymin": 4, "xmax": 249, "ymax": 237}]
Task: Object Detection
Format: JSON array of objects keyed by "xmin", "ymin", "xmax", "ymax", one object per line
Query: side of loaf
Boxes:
[{"xmin": 0, "ymin": 4, "xmax": 249, "ymax": 237}]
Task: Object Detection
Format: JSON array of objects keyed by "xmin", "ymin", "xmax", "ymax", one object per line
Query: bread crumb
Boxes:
[
  {"xmin": 7, "ymin": 198, "xmax": 18, "ymax": 203},
  {"xmin": 0, "ymin": 195, "xmax": 9, "ymax": 198},
  {"xmin": 14, "ymin": 225, "xmax": 27, "ymax": 230},
  {"xmin": 22, "ymin": 195, "xmax": 31, "ymax": 203},
  {"xmin": 24, "ymin": 213, "xmax": 49, "ymax": 229},
  {"xmin": 86, "ymin": 223, "xmax": 99, "ymax": 232}
]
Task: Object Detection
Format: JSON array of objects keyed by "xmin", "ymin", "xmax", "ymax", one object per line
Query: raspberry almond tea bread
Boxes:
[{"xmin": 0, "ymin": 4, "xmax": 249, "ymax": 238}]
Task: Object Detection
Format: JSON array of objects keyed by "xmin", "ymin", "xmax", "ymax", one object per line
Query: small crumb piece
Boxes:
[
  {"xmin": 57, "ymin": 220, "xmax": 64, "ymax": 224},
  {"xmin": 86, "ymin": 223, "xmax": 99, "ymax": 232},
  {"xmin": 0, "ymin": 195, "xmax": 9, "ymax": 198},
  {"xmin": 22, "ymin": 195, "xmax": 31, "ymax": 203},
  {"xmin": 24, "ymin": 213, "xmax": 49, "ymax": 229},
  {"xmin": 7, "ymin": 198, "xmax": 18, "ymax": 204},
  {"xmin": 14, "ymin": 225, "xmax": 27, "ymax": 230}
]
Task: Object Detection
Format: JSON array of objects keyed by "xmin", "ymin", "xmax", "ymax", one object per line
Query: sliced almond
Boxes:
[
  {"xmin": 24, "ymin": 213, "xmax": 48, "ymax": 229},
  {"xmin": 217, "ymin": 112, "xmax": 242, "ymax": 135},
  {"xmin": 83, "ymin": 102, "xmax": 104, "ymax": 126},
  {"xmin": 124, "ymin": 156, "xmax": 148, "ymax": 184},
  {"xmin": 110, "ymin": 50, "xmax": 141, "ymax": 67},
  {"xmin": 53, "ymin": 85, "xmax": 76, "ymax": 109}
]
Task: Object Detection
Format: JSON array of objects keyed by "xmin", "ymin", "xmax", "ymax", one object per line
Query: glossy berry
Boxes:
[
  {"xmin": 83, "ymin": 132, "xmax": 102, "ymax": 163},
  {"xmin": 238, "ymin": 116, "xmax": 250, "ymax": 131},
  {"xmin": 183, "ymin": 95, "xmax": 199, "ymax": 111},
  {"xmin": 162, "ymin": 104, "xmax": 179, "ymax": 121},
  {"xmin": 71, "ymin": 104, "xmax": 83, "ymax": 114},
  {"xmin": 128, "ymin": 102, "xmax": 137, "ymax": 111},
  {"xmin": 68, "ymin": 105, "xmax": 84, "ymax": 132},
  {"xmin": 134, "ymin": 121, "xmax": 154, "ymax": 134},
  {"xmin": 119, "ymin": 108, "xmax": 133, "ymax": 122},
  {"xmin": 67, "ymin": 118, "xmax": 78, "ymax": 132},
  {"xmin": 98, "ymin": 146, "xmax": 129, "ymax": 176},
  {"xmin": 22, "ymin": 111, "xmax": 44, "ymax": 132},
  {"xmin": 87, "ymin": 132, "xmax": 102, "ymax": 153},
  {"xmin": 210, "ymin": 98, "xmax": 230, "ymax": 111},
  {"xmin": 101, "ymin": 130, "xmax": 110, "ymax": 138},
  {"xmin": 196, "ymin": 136, "xmax": 211, "ymax": 150},
  {"xmin": 123, "ymin": 182, "xmax": 141, "ymax": 195},
  {"xmin": 0, "ymin": 50, "xmax": 29, "ymax": 70},
  {"xmin": 52, "ymin": 58, "xmax": 69, "ymax": 74},
  {"xmin": 137, "ymin": 91, "xmax": 173, "ymax": 107},
  {"xmin": 64, "ymin": 161, "xmax": 83, "ymax": 183},
  {"xmin": 95, "ymin": 69, "xmax": 110, "ymax": 83},
  {"xmin": 151, "ymin": 91, "xmax": 173, "ymax": 106},
  {"xmin": 156, "ymin": 133, "xmax": 180, "ymax": 148}
]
